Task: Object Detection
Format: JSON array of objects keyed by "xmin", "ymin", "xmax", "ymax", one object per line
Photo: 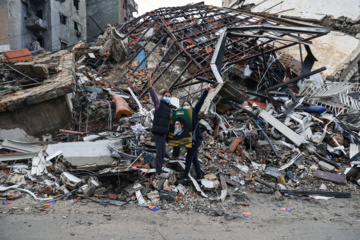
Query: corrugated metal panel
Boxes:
[
  {"xmin": 350, "ymin": 143, "xmax": 359, "ymax": 159},
  {"xmin": 2, "ymin": 48, "xmax": 33, "ymax": 63}
]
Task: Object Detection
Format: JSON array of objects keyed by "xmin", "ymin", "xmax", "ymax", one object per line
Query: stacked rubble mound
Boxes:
[{"xmin": 1, "ymin": 3, "xmax": 360, "ymax": 214}]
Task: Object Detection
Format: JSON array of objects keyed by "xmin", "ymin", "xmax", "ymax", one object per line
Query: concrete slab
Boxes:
[
  {"xmin": 277, "ymin": 31, "xmax": 360, "ymax": 79},
  {"xmin": 46, "ymin": 140, "xmax": 114, "ymax": 168}
]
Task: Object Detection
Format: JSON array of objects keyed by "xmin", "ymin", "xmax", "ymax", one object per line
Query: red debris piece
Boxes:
[
  {"xmin": 2, "ymin": 48, "xmax": 33, "ymax": 63},
  {"xmin": 229, "ymin": 138, "xmax": 242, "ymax": 153}
]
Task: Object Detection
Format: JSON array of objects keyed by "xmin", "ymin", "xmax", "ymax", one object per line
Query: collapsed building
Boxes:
[{"xmin": 0, "ymin": 3, "xmax": 360, "ymax": 213}]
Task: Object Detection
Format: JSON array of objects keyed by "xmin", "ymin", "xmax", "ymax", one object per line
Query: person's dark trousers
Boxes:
[
  {"xmin": 154, "ymin": 133, "xmax": 167, "ymax": 175},
  {"xmin": 183, "ymin": 138, "xmax": 202, "ymax": 179},
  {"xmin": 172, "ymin": 146, "xmax": 180, "ymax": 157}
]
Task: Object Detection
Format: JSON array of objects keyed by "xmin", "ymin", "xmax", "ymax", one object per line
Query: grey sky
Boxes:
[{"xmin": 135, "ymin": 0, "xmax": 223, "ymax": 16}]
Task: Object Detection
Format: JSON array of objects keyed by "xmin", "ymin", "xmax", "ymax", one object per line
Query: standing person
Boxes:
[
  {"xmin": 176, "ymin": 85, "xmax": 211, "ymax": 185},
  {"xmin": 148, "ymin": 73, "xmax": 177, "ymax": 178}
]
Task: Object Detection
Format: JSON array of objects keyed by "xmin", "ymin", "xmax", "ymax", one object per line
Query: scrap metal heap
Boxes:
[
  {"xmin": 114, "ymin": 3, "xmax": 330, "ymax": 93},
  {"xmin": 1, "ymin": 3, "xmax": 360, "ymax": 214}
]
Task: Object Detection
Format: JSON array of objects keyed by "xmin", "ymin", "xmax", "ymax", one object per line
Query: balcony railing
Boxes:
[
  {"xmin": 25, "ymin": 16, "xmax": 48, "ymax": 31},
  {"xmin": 30, "ymin": 0, "xmax": 47, "ymax": 4}
]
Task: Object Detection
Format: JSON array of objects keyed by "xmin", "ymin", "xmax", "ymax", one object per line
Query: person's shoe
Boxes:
[
  {"xmin": 176, "ymin": 178, "xmax": 189, "ymax": 185},
  {"xmin": 196, "ymin": 178, "xmax": 204, "ymax": 185},
  {"xmin": 156, "ymin": 172, "xmax": 169, "ymax": 179}
]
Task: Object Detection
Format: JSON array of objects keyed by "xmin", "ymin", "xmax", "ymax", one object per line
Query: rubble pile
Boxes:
[{"xmin": 1, "ymin": 3, "xmax": 360, "ymax": 215}]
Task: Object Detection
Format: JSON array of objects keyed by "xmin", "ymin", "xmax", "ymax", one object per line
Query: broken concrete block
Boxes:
[
  {"xmin": 275, "ymin": 190, "xmax": 284, "ymax": 201},
  {"xmin": 202, "ymin": 173, "xmax": 220, "ymax": 190},
  {"xmin": 60, "ymin": 172, "xmax": 83, "ymax": 190},
  {"xmin": 83, "ymin": 185, "xmax": 96, "ymax": 197},
  {"xmin": 241, "ymin": 150, "xmax": 251, "ymax": 161},
  {"xmin": 163, "ymin": 180, "xmax": 175, "ymax": 191},
  {"xmin": 152, "ymin": 178, "xmax": 166, "ymax": 191},
  {"xmin": 125, "ymin": 183, "xmax": 144, "ymax": 196},
  {"xmin": 13, "ymin": 63, "xmax": 49, "ymax": 79},
  {"xmin": 147, "ymin": 190, "xmax": 160, "ymax": 204},
  {"xmin": 235, "ymin": 164, "xmax": 249, "ymax": 173},
  {"xmin": 94, "ymin": 187, "xmax": 106, "ymax": 196},
  {"xmin": 297, "ymin": 165, "xmax": 305, "ymax": 170},
  {"xmin": 201, "ymin": 179, "xmax": 215, "ymax": 190},
  {"xmin": 318, "ymin": 161, "xmax": 335, "ymax": 172},
  {"xmin": 46, "ymin": 140, "xmax": 114, "ymax": 170},
  {"xmin": 88, "ymin": 176, "xmax": 101, "ymax": 188},
  {"xmin": 5, "ymin": 174, "xmax": 24, "ymax": 186},
  {"xmin": 175, "ymin": 184, "xmax": 187, "ymax": 195},
  {"xmin": 59, "ymin": 185, "xmax": 70, "ymax": 195},
  {"xmin": 310, "ymin": 165, "xmax": 319, "ymax": 171}
]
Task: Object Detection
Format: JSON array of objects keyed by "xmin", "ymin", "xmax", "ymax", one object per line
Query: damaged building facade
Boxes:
[
  {"xmin": 0, "ymin": 0, "xmax": 139, "ymax": 52},
  {"xmin": 86, "ymin": 0, "xmax": 139, "ymax": 40},
  {"xmin": 0, "ymin": 48, "xmax": 74, "ymax": 141},
  {"xmin": 1, "ymin": 2, "xmax": 360, "ymax": 221},
  {"xmin": 0, "ymin": 0, "xmax": 87, "ymax": 51}
]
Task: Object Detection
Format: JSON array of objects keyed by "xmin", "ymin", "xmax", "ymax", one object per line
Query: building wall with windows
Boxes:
[
  {"xmin": 1, "ymin": 0, "xmax": 86, "ymax": 52},
  {"xmin": 50, "ymin": 0, "xmax": 87, "ymax": 51},
  {"xmin": 4, "ymin": 0, "xmax": 52, "ymax": 51}
]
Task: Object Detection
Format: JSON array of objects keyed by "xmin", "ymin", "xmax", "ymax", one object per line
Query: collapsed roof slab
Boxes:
[
  {"xmin": 46, "ymin": 140, "xmax": 114, "ymax": 169},
  {"xmin": 0, "ymin": 50, "xmax": 74, "ymax": 111},
  {"xmin": 276, "ymin": 31, "xmax": 360, "ymax": 81},
  {"xmin": 114, "ymin": 3, "xmax": 329, "ymax": 99}
]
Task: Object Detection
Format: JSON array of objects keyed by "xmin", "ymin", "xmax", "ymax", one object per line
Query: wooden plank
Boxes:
[{"xmin": 314, "ymin": 170, "xmax": 347, "ymax": 185}]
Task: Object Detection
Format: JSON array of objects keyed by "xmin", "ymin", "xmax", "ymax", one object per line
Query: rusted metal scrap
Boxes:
[{"xmin": 111, "ymin": 3, "xmax": 330, "ymax": 98}]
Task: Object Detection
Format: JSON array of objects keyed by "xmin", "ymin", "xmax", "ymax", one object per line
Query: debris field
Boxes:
[{"xmin": 1, "ymin": 3, "xmax": 360, "ymax": 217}]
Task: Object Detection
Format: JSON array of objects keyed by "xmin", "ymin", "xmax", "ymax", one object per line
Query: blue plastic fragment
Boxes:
[{"xmin": 305, "ymin": 106, "xmax": 327, "ymax": 114}]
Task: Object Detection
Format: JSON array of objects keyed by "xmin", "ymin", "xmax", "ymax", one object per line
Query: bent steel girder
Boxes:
[{"xmin": 116, "ymin": 3, "xmax": 329, "ymax": 96}]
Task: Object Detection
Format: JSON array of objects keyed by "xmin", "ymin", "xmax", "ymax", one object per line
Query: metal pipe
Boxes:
[
  {"xmin": 89, "ymin": 16, "xmax": 104, "ymax": 34},
  {"xmin": 267, "ymin": 66, "xmax": 326, "ymax": 91}
]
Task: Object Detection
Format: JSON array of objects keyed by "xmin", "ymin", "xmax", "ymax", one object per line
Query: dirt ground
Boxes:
[{"xmin": 1, "ymin": 190, "xmax": 359, "ymax": 240}]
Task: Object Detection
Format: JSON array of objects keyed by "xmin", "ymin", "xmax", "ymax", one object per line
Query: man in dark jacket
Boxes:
[
  {"xmin": 176, "ymin": 85, "xmax": 211, "ymax": 185},
  {"xmin": 148, "ymin": 73, "xmax": 177, "ymax": 178}
]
